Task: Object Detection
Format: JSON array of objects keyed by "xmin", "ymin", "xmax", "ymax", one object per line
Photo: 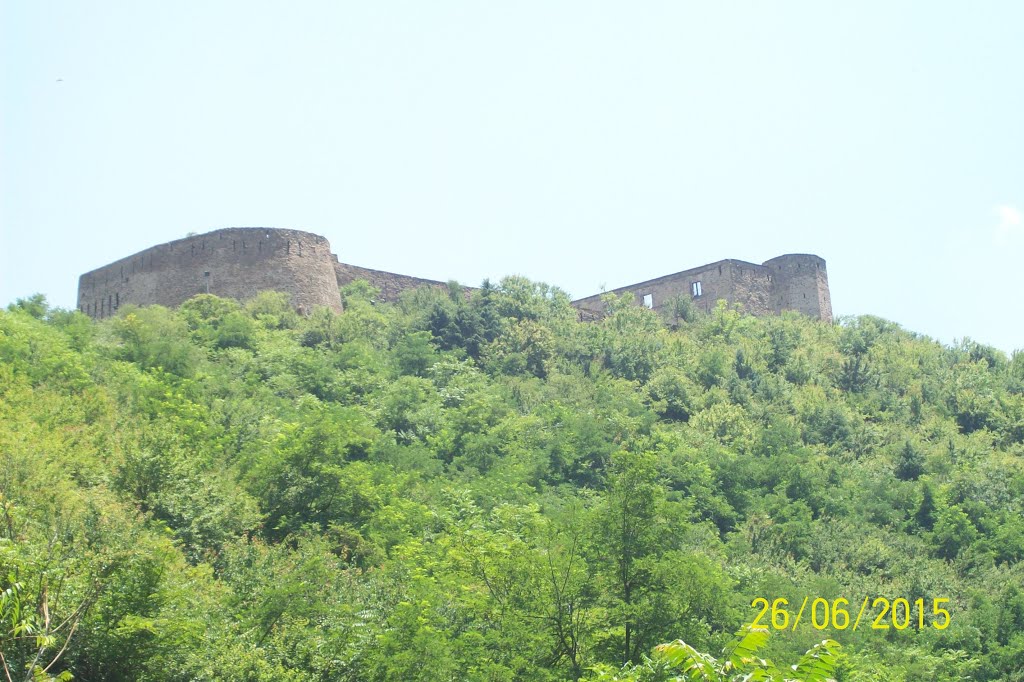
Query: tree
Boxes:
[
  {"xmin": 7, "ymin": 294, "xmax": 49, "ymax": 320},
  {"xmin": 894, "ymin": 441, "xmax": 925, "ymax": 481},
  {"xmin": 662, "ymin": 293, "xmax": 699, "ymax": 327},
  {"xmin": 111, "ymin": 306, "xmax": 201, "ymax": 377},
  {"xmin": 931, "ymin": 506, "xmax": 978, "ymax": 560},
  {"xmin": 914, "ymin": 483, "xmax": 937, "ymax": 531},
  {"xmin": 0, "ymin": 503, "xmax": 83, "ymax": 682},
  {"xmin": 592, "ymin": 450, "xmax": 666, "ymax": 664}
]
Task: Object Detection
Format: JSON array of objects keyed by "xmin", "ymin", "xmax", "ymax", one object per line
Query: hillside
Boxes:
[{"xmin": 2, "ymin": 281, "xmax": 1023, "ymax": 681}]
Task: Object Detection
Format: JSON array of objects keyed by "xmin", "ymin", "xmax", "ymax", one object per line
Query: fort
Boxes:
[{"xmin": 77, "ymin": 227, "xmax": 833, "ymax": 323}]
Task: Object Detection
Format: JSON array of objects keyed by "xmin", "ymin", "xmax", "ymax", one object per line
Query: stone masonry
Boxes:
[
  {"xmin": 77, "ymin": 227, "xmax": 832, "ymax": 323},
  {"xmin": 572, "ymin": 254, "xmax": 832, "ymax": 323},
  {"xmin": 77, "ymin": 228, "xmax": 454, "ymax": 318}
]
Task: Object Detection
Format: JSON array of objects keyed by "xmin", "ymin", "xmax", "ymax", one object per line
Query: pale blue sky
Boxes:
[{"xmin": 2, "ymin": 2, "xmax": 1022, "ymax": 352}]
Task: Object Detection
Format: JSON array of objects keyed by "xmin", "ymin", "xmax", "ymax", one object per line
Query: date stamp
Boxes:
[{"xmin": 751, "ymin": 597, "xmax": 951, "ymax": 632}]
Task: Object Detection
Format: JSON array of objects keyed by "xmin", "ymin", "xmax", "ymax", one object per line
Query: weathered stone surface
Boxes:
[
  {"xmin": 78, "ymin": 228, "xmax": 344, "ymax": 317},
  {"xmin": 762, "ymin": 254, "xmax": 832, "ymax": 322},
  {"xmin": 570, "ymin": 254, "xmax": 832, "ymax": 323},
  {"xmin": 78, "ymin": 228, "xmax": 832, "ymax": 324},
  {"xmin": 333, "ymin": 261, "xmax": 451, "ymax": 301}
]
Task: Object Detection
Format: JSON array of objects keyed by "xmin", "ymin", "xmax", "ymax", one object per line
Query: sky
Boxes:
[{"xmin": 2, "ymin": 2, "xmax": 1022, "ymax": 353}]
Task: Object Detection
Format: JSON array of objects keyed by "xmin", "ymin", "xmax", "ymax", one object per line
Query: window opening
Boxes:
[
  {"xmin": 691, "ymin": 281, "xmax": 703, "ymax": 297},
  {"xmin": 642, "ymin": 293, "xmax": 653, "ymax": 309}
]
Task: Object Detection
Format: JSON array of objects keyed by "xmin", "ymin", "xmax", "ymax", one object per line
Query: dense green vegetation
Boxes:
[{"xmin": 2, "ymin": 281, "xmax": 1023, "ymax": 681}]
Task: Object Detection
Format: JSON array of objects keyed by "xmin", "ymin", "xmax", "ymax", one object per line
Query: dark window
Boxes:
[{"xmin": 692, "ymin": 281, "xmax": 703, "ymax": 297}]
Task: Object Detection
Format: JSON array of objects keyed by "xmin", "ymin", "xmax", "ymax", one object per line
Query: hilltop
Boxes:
[{"xmin": 2, "ymin": 281, "xmax": 1022, "ymax": 681}]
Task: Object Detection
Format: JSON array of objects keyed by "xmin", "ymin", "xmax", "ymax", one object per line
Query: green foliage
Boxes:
[
  {"xmin": 1, "ymin": 282, "xmax": 1022, "ymax": 680},
  {"xmin": 7, "ymin": 293, "xmax": 51, "ymax": 319},
  {"xmin": 112, "ymin": 306, "xmax": 202, "ymax": 376},
  {"xmin": 894, "ymin": 440, "xmax": 925, "ymax": 481},
  {"xmin": 661, "ymin": 293, "xmax": 700, "ymax": 327},
  {"xmin": 592, "ymin": 626, "xmax": 840, "ymax": 682}
]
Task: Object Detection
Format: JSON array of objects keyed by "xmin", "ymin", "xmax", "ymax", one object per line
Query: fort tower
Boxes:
[{"xmin": 78, "ymin": 227, "xmax": 833, "ymax": 324}]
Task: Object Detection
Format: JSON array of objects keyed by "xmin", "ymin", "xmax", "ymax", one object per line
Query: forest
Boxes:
[{"xmin": 1, "ymin": 279, "xmax": 1023, "ymax": 681}]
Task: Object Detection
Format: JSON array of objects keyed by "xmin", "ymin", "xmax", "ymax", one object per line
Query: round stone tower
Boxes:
[
  {"xmin": 77, "ymin": 227, "xmax": 343, "ymax": 318},
  {"xmin": 762, "ymin": 254, "xmax": 833, "ymax": 323}
]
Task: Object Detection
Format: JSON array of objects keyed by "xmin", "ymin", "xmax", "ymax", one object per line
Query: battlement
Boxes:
[{"xmin": 77, "ymin": 228, "xmax": 832, "ymax": 323}]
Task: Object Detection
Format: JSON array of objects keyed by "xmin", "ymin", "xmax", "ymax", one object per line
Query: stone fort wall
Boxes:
[
  {"xmin": 571, "ymin": 254, "xmax": 832, "ymax": 323},
  {"xmin": 77, "ymin": 227, "xmax": 456, "ymax": 319},
  {"xmin": 78, "ymin": 228, "xmax": 343, "ymax": 317},
  {"xmin": 763, "ymin": 254, "xmax": 832, "ymax": 321},
  {"xmin": 78, "ymin": 228, "xmax": 832, "ymax": 323},
  {"xmin": 333, "ymin": 261, "xmax": 453, "ymax": 301}
]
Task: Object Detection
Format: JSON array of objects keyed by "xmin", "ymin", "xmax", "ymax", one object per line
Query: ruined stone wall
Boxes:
[
  {"xmin": 77, "ymin": 229, "xmax": 832, "ymax": 325},
  {"xmin": 723, "ymin": 261, "xmax": 774, "ymax": 316},
  {"xmin": 333, "ymin": 261, "xmax": 452, "ymax": 302},
  {"xmin": 572, "ymin": 259, "xmax": 774, "ymax": 317},
  {"xmin": 77, "ymin": 228, "xmax": 343, "ymax": 318},
  {"xmin": 763, "ymin": 254, "xmax": 833, "ymax": 323}
]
